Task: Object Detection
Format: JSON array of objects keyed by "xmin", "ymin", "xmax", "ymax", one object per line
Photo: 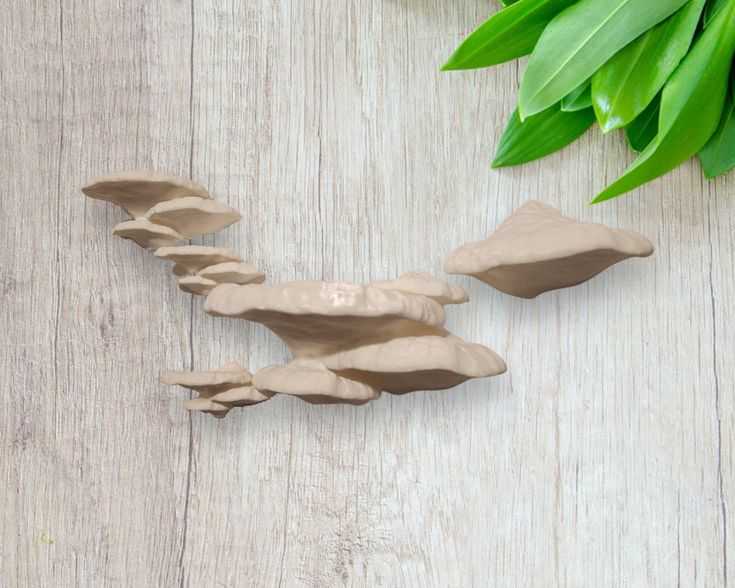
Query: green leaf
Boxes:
[
  {"xmin": 518, "ymin": 0, "xmax": 690, "ymax": 118},
  {"xmin": 698, "ymin": 81, "xmax": 735, "ymax": 179},
  {"xmin": 704, "ymin": 0, "xmax": 728, "ymax": 25},
  {"xmin": 492, "ymin": 104, "xmax": 595, "ymax": 167},
  {"xmin": 591, "ymin": 0, "xmax": 705, "ymax": 133},
  {"xmin": 592, "ymin": 4, "xmax": 735, "ymax": 203},
  {"xmin": 441, "ymin": 0, "xmax": 579, "ymax": 71},
  {"xmin": 561, "ymin": 79, "xmax": 592, "ymax": 111},
  {"xmin": 624, "ymin": 93, "xmax": 661, "ymax": 152}
]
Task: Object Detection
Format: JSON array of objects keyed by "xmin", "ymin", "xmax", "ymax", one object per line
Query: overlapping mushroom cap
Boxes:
[
  {"xmin": 145, "ymin": 197, "xmax": 241, "ymax": 239},
  {"xmin": 204, "ymin": 281, "xmax": 447, "ymax": 357},
  {"xmin": 322, "ymin": 335, "xmax": 506, "ymax": 394},
  {"xmin": 371, "ymin": 269, "xmax": 469, "ymax": 305},
  {"xmin": 161, "ymin": 362, "xmax": 270, "ymax": 418},
  {"xmin": 445, "ymin": 201, "xmax": 654, "ymax": 299},
  {"xmin": 113, "ymin": 218, "xmax": 183, "ymax": 250},
  {"xmin": 155, "ymin": 245, "xmax": 242, "ymax": 276},
  {"xmin": 253, "ymin": 360, "xmax": 380, "ymax": 405},
  {"xmin": 82, "ymin": 171, "xmax": 210, "ymax": 219}
]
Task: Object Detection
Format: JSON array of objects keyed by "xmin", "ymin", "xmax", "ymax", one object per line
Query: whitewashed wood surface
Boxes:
[{"xmin": 1, "ymin": 1, "xmax": 733, "ymax": 586}]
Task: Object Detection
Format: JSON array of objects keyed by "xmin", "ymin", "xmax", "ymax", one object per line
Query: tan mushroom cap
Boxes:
[
  {"xmin": 178, "ymin": 275, "xmax": 218, "ymax": 295},
  {"xmin": 198, "ymin": 262, "xmax": 266, "ymax": 285},
  {"xmin": 112, "ymin": 218, "xmax": 182, "ymax": 250},
  {"xmin": 204, "ymin": 281, "xmax": 447, "ymax": 358},
  {"xmin": 82, "ymin": 171, "xmax": 210, "ymax": 219},
  {"xmin": 155, "ymin": 245, "xmax": 242, "ymax": 276},
  {"xmin": 445, "ymin": 201, "xmax": 654, "ymax": 299},
  {"xmin": 161, "ymin": 362, "xmax": 252, "ymax": 393},
  {"xmin": 253, "ymin": 360, "xmax": 380, "ymax": 405},
  {"xmin": 209, "ymin": 386, "xmax": 272, "ymax": 406},
  {"xmin": 322, "ymin": 335, "xmax": 506, "ymax": 395},
  {"xmin": 185, "ymin": 398, "xmax": 231, "ymax": 418},
  {"xmin": 371, "ymin": 269, "xmax": 469, "ymax": 305},
  {"xmin": 145, "ymin": 196, "xmax": 242, "ymax": 239}
]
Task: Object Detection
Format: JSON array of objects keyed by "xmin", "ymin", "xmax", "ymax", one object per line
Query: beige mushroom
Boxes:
[
  {"xmin": 445, "ymin": 201, "xmax": 654, "ymax": 299},
  {"xmin": 161, "ymin": 362, "xmax": 252, "ymax": 393},
  {"xmin": 199, "ymin": 262, "xmax": 266, "ymax": 286},
  {"xmin": 204, "ymin": 281, "xmax": 447, "ymax": 358},
  {"xmin": 82, "ymin": 171, "xmax": 209, "ymax": 219},
  {"xmin": 112, "ymin": 218, "xmax": 182, "ymax": 250},
  {"xmin": 371, "ymin": 269, "xmax": 469, "ymax": 305},
  {"xmin": 322, "ymin": 335, "xmax": 506, "ymax": 394},
  {"xmin": 253, "ymin": 360, "xmax": 380, "ymax": 405},
  {"xmin": 185, "ymin": 397, "xmax": 231, "ymax": 419},
  {"xmin": 209, "ymin": 386, "xmax": 272, "ymax": 406},
  {"xmin": 178, "ymin": 275, "xmax": 218, "ymax": 295},
  {"xmin": 155, "ymin": 245, "xmax": 242, "ymax": 276},
  {"xmin": 145, "ymin": 196, "xmax": 242, "ymax": 239}
]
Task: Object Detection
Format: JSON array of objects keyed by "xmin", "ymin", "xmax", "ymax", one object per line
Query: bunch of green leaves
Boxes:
[{"xmin": 443, "ymin": 0, "xmax": 735, "ymax": 202}]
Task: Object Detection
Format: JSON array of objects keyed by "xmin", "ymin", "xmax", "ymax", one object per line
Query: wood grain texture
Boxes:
[{"xmin": 1, "ymin": 1, "xmax": 732, "ymax": 586}]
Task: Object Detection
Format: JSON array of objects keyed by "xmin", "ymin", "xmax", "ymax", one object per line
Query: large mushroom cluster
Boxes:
[{"xmin": 82, "ymin": 172, "xmax": 507, "ymax": 418}]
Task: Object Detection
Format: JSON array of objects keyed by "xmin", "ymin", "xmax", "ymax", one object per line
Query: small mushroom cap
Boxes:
[
  {"xmin": 204, "ymin": 281, "xmax": 447, "ymax": 358},
  {"xmin": 178, "ymin": 275, "xmax": 218, "ymax": 295},
  {"xmin": 185, "ymin": 397, "xmax": 230, "ymax": 419},
  {"xmin": 161, "ymin": 362, "xmax": 252, "ymax": 393},
  {"xmin": 82, "ymin": 171, "xmax": 209, "ymax": 219},
  {"xmin": 145, "ymin": 196, "xmax": 242, "ymax": 239},
  {"xmin": 209, "ymin": 386, "xmax": 273, "ymax": 406},
  {"xmin": 155, "ymin": 245, "xmax": 242, "ymax": 275},
  {"xmin": 112, "ymin": 218, "xmax": 182, "ymax": 250},
  {"xmin": 445, "ymin": 201, "xmax": 654, "ymax": 299},
  {"xmin": 198, "ymin": 262, "xmax": 266, "ymax": 285},
  {"xmin": 322, "ymin": 335, "xmax": 507, "ymax": 394},
  {"xmin": 371, "ymin": 269, "xmax": 469, "ymax": 305},
  {"xmin": 253, "ymin": 360, "xmax": 380, "ymax": 405}
]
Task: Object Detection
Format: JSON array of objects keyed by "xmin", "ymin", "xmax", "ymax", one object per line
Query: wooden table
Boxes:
[{"xmin": 2, "ymin": 1, "xmax": 732, "ymax": 585}]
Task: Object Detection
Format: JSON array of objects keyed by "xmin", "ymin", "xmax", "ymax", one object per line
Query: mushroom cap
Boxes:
[
  {"xmin": 209, "ymin": 386, "xmax": 273, "ymax": 406},
  {"xmin": 82, "ymin": 171, "xmax": 209, "ymax": 219},
  {"xmin": 198, "ymin": 262, "xmax": 266, "ymax": 285},
  {"xmin": 155, "ymin": 245, "xmax": 242, "ymax": 275},
  {"xmin": 445, "ymin": 201, "xmax": 654, "ymax": 298},
  {"xmin": 253, "ymin": 360, "xmax": 380, "ymax": 405},
  {"xmin": 161, "ymin": 362, "xmax": 252, "ymax": 393},
  {"xmin": 112, "ymin": 218, "xmax": 182, "ymax": 250},
  {"xmin": 178, "ymin": 275, "xmax": 218, "ymax": 296},
  {"xmin": 145, "ymin": 197, "xmax": 242, "ymax": 239},
  {"xmin": 322, "ymin": 335, "xmax": 507, "ymax": 394},
  {"xmin": 204, "ymin": 281, "xmax": 447, "ymax": 357},
  {"xmin": 371, "ymin": 269, "xmax": 469, "ymax": 305},
  {"xmin": 185, "ymin": 397, "xmax": 230, "ymax": 419}
]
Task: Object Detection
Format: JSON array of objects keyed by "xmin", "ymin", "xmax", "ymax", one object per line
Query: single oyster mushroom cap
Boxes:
[
  {"xmin": 371, "ymin": 269, "xmax": 469, "ymax": 305},
  {"xmin": 185, "ymin": 397, "xmax": 231, "ymax": 419},
  {"xmin": 81, "ymin": 171, "xmax": 210, "ymax": 219},
  {"xmin": 113, "ymin": 218, "xmax": 182, "ymax": 250},
  {"xmin": 145, "ymin": 196, "xmax": 242, "ymax": 239},
  {"xmin": 322, "ymin": 335, "xmax": 506, "ymax": 395},
  {"xmin": 253, "ymin": 360, "xmax": 380, "ymax": 405},
  {"xmin": 209, "ymin": 386, "xmax": 273, "ymax": 406},
  {"xmin": 161, "ymin": 362, "xmax": 252, "ymax": 393},
  {"xmin": 198, "ymin": 262, "xmax": 266, "ymax": 286},
  {"xmin": 178, "ymin": 275, "xmax": 218, "ymax": 296},
  {"xmin": 445, "ymin": 200, "xmax": 654, "ymax": 299},
  {"xmin": 204, "ymin": 281, "xmax": 447, "ymax": 358},
  {"xmin": 155, "ymin": 245, "xmax": 242, "ymax": 276}
]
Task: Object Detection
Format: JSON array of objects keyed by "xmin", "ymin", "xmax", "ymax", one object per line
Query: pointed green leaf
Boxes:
[
  {"xmin": 518, "ymin": 0, "xmax": 690, "ymax": 118},
  {"xmin": 704, "ymin": 0, "xmax": 728, "ymax": 25},
  {"xmin": 441, "ymin": 0, "xmax": 579, "ymax": 71},
  {"xmin": 592, "ymin": 4, "xmax": 735, "ymax": 202},
  {"xmin": 561, "ymin": 79, "xmax": 592, "ymax": 111},
  {"xmin": 591, "ymin": 0, "xmax": 705, "ymax": 133},
  {"xmin": 698, "ymin": 82, "xmax": 735, "ymax": 179},
  {"xmin": 492, "ymin": 104, "xmax": 595, "ymax": 167},
  {"xmin": 625, "ymin": 93, "xmax": 661, "ymax": 152}
]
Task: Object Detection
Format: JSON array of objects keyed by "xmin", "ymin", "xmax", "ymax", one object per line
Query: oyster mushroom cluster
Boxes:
[
  {"xmin": 82, "ymin": 171, "xmax": 507, "ymax": 419},
  {"xmin": 81, "ymin": 171, "xmax": 265, "ymax": 296},
  {"xmin": 202, "ymin": 274, "xmax": 506, "ymax": 414}
]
